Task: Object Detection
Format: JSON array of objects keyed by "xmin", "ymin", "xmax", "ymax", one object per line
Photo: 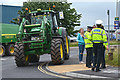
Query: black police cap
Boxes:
[{"xmin": 87, "ymin": 26, "xmax": 93, "ymax": 29}]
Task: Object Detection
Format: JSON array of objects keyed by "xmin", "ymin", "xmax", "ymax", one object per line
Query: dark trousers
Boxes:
[
  {"xmin": 93, "ymin": 43, "xmax": 103, "ymax": 70},
  {"xmin": 86, "ymin": 48, "xmax": 93, "ymax": 67},
  {"xmin": 101, "ymin": 46, "xmax": 106, "ymax": 67}
]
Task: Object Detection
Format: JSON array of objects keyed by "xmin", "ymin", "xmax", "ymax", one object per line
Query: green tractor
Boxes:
[{"xmin": 14, "ymin": 8, "xmax": 70, "ymax": 67}]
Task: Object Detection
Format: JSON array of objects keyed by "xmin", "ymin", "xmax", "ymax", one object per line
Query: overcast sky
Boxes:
[{"xmin": 0, "ymin": 0, "xmax": 118, "ymax": 6}]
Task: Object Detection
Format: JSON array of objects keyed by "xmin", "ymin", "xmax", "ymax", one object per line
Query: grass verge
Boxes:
[{"xmin": 105, "ymin": 47, "xmax": 120, "ymax": 67}]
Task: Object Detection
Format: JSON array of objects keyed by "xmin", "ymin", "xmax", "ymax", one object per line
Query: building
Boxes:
[{"xmin": 0, "ymin": 5, "xmax": 21, "ymax": 24}]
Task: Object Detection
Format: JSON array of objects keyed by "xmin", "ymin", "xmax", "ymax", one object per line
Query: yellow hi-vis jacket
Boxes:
[
  {"xmin": 88, "ymin": 28, "xmax": 108, "ymax": 47},
  {"xmin": 84, "ymin": 31, "xmax": 93, "ymax": 48}
]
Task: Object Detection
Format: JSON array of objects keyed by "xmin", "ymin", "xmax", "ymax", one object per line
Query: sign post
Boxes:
[{"xmin": 107, "ymin": 10, "xmax": 110, "ymax": 52}]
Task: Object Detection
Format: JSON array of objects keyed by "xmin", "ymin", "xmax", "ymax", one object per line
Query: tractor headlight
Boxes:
[{"xmin": 31, "ymin": 37, "xmax": 40, "ymax": 41}]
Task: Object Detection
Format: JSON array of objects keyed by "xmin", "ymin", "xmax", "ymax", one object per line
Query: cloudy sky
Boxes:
[{"xmin": 0, "ymin": 0, "xmax": 118, "ymax": 6}]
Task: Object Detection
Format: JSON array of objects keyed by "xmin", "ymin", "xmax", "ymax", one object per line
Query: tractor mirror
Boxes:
[{"xmin": 59, "ymin": 11, "xmax": 64, "ymax": 19}]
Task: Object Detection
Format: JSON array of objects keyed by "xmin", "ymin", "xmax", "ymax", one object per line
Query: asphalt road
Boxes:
[
  {"xmin": 0, "ymin": 48, "xmax": 79, "ymax": 79},
  {"xmin": 0, "ymin": 47, "xmax": 119, "ymax": 80},
  {"xmin": 1, "ymin": 54, "xmax": 60, "ymax": 78}
]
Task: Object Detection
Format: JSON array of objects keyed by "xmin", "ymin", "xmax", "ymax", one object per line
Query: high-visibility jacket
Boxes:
[
  {"xmin": 88, "ymin": 28, "xmax": 108, "ymax": 47},
  {"xmin": 103, "ymin": 31, "xmax": 108, "ymax": 49},
  {"xmin": 84, "ymin": 31, "xmax": 93, "ymax": 48}
]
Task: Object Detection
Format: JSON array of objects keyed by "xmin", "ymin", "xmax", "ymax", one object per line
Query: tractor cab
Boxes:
[{"xmin": 29, "ymin": 10, "xmax": 58, "ymax": 32}]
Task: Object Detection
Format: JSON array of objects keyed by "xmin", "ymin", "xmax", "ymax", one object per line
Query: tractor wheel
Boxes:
[
  {"xmin": 29, "ymin": 54, "xmax": 40, "ymax": 63},
  {"xmin": 64, "ymin": 36, "xmax": 70, "ymax": 60},
  {"xmin": 0, "ymin": 45, "xmax": 5, "ymax": 57},
  {"xmin": 51, "ymin": 39, "xmax": 64, "ymax": 65},
  {"xmin": 14, "ymin": 43, "xmax": 29, "ymax": 67},
  {"xmin": 6, "ymin": 44, "xmax": 15, "ymax": 56},
  {"xmin": 62, "ymin": 29, "xmax": 70, "ymax": 60}
]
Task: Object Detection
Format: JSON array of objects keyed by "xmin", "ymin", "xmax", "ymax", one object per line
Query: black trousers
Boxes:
[
  {"xmin": 93, "ymin": 43, "xmax": 103, "ymax": 70},
  {"xmin": 86, "ymin": 47, "xmax": 93, "ymax": 67},
  {"xmin": 101, "ymin": 46, "xmax": 106, "ymax": 67}
]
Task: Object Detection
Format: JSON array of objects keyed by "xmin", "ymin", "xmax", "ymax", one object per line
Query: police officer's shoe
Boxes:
[
  {"xmin": 88, "ymin": 66, "xmax": 92, "ymax": 68},
  {"xmin": 91, "ymin": 67, "xmax": 95, "ymax": 71},
  {"xmin": 100, "ymin": 66, "xmax": 106, "ymax": 69},
  {"xmin": 96, "ymin": 69, "xmax": 101, "ymax": 72}
]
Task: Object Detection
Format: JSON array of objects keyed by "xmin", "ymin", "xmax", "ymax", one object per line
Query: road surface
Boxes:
[{"xmin": 0, "ymin": 47, "xmax": 119, "ymax": 80}]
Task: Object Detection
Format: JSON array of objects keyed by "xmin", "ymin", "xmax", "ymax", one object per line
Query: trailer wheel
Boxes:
[
  {"xmin": 29, "ymin": 54, "xmax": 40, "ymax": 63},
  {"xmin": 0, "ymin": 45, "xmax": 5, "ymax": 57},
  {"xmin": 62, "ymin": 29, "xmax": 70, "ymax": 60},
  {"xmin": 51, "ymin": 39, "xmax": 64, "ymax": 65},
  {"xmin": 14, "ymin": 43, "xmax": 29, "ymax": 67},
  {"xmin": 6, "ymin": 44, "xmax": 15, "ymax": 56}
]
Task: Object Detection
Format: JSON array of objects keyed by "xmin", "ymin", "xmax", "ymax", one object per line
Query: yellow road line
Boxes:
[
  {"xmin": 1, "ymin": 34, "xmax": 16, "ymax": 36},
  {"xmin": 38, "ymin": 62, "xmax": 71, "ymax": 79}
]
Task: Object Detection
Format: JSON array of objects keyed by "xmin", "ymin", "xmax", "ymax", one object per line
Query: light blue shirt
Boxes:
[{"xmin": 77, "ymin": 33, "xmax": 85, "ymax": 45}]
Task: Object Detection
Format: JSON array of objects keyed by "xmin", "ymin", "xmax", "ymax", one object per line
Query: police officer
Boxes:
[
  {"xmin": 88, "ymin": 20, "xmax": 108, "ymax": 72},
  {"xmin": 84, "ymin": 26, "xmax": 93, "ymax": 68},
  {"xmin": 100, "ymin": 26, "xmax": 108, "ymax": 69}
]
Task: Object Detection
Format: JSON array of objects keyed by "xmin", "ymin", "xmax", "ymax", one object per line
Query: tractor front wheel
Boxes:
[
  {"xmin": 0, "ymin": 45, "xmax": 5, "ymax": 57},
  {"xmin": 6, "ymin": 44, "xmax": 15, "ymax": 56},
  {"xmin": 14, "ymin": 43, "xmax": 29, "ymax": 67},
  {"xmin": 51, "ymin": 39, "xmax": 64, "ymax": 65}
]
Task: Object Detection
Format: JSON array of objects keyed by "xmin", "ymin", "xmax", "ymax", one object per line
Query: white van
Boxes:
[{"xmin": 113, "ymin": 29, "xmax": 120, "ymax": 40}]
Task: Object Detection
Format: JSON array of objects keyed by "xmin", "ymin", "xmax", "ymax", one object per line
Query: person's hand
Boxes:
[{"xmin": 107, "ymin": 46, "xmax": 109, "ymax": 50}]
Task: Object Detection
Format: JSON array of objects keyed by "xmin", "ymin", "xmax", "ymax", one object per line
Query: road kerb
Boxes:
[{"xmin": 47, "ymin": 63, "xmax": 112, "ymax": 79}]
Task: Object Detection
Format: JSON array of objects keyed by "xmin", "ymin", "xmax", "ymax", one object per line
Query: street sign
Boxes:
[
  {"xmin": 114, "ymin": 21, "xmax": 119, "ymax": 29},
  {"xmin": 114, "ymin": 17, "xmax": 119, "ymax": 21},
  {"xmin": 114, "ymin": 17, "xmax": 119, "ymax": 29},
  {"xmin": 59, "ymin": 11, "xmax": 64, "ymax": 19}
]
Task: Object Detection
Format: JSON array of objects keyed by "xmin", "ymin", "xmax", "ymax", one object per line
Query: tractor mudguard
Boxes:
[{"xmin": 58, "ymin": 27, "xmax": 66, "ymax": 36}]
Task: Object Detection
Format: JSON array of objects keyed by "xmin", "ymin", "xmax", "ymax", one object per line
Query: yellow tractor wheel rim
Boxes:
[
  {"xmin": 0, "ymin": 48, "xmax": 3, "ymax": 55},
  {"xmin": 10, "ymin": 47, "xmax": 14, "ymax": 54},
  {"xmin": 60, "ymin": 44, "xmax": 63, "ymax": 59},
  {"xmin": 66, "ymin": 36, "xmax": 69, "ymax": 54},
  {"xmin": 25, "ymin": 55, "xmax": 29, "ymax": 61}
]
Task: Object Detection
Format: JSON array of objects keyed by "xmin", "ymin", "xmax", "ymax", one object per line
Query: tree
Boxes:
[{"xmin": 11, "ymin": 2, "xmax": 82, "ymax": 36}]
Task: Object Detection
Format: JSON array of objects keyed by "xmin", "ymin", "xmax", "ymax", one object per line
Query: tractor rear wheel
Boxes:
[
  {"xmin": 62, "ymin": 29, "xmax": 70, "ymax": 60},
  {"xmin": 14, "ymin": 43, "xmax": 29, "ymax": 67},
  {"xmin": 0, "ymin": 45, "xmax": 5, "ymax": 57},
  {"xmin": 6, "ymin": 44, "xmax": 15, "ymax": 56},
  {"xmin": 29, "ymin": 54, "xmax": 40, "ymax": 63},
  {"xmin": 51, "ymin": 39, "xmax": 64, "ymax": 65}
]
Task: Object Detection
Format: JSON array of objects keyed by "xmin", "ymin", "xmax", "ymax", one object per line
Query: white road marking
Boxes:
[
  {"xmin": 0, "ymin": 57, "xmax": 14, "ymax": 61},
  {"xmin": 0, "ymin": 58, "xmax": 7, "ymax": 61},
  {"xmin": 103, "ymin": 69, "xmax": 120, "ymax": 74}
]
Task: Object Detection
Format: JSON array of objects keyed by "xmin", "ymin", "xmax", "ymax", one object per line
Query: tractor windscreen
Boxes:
[
  {"xmin": 31, "ymin": 12, "xmax": 52, "ymax": 25},
  {"xmin": 53, "ymin": 15, "xmax": 58, "ymax": 27},
  {"xmin": 31, "ymin": 13, "xmax": 43, "ymax": 24}
]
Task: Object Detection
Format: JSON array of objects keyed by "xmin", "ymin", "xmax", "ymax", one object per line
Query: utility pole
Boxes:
[{"xmin": 107, "ymin": 10, "xmax": 110, "ymax": 52}]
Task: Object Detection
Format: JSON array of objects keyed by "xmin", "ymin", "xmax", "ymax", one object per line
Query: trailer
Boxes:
[{"xmin": 0, "ymin": 23, "xmax": 19, "ymax": 56}]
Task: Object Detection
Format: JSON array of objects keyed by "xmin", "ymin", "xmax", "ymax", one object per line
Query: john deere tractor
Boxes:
[{"xmin": 14, "ymin": 9, "xmax": 70, "ymax": 67}]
